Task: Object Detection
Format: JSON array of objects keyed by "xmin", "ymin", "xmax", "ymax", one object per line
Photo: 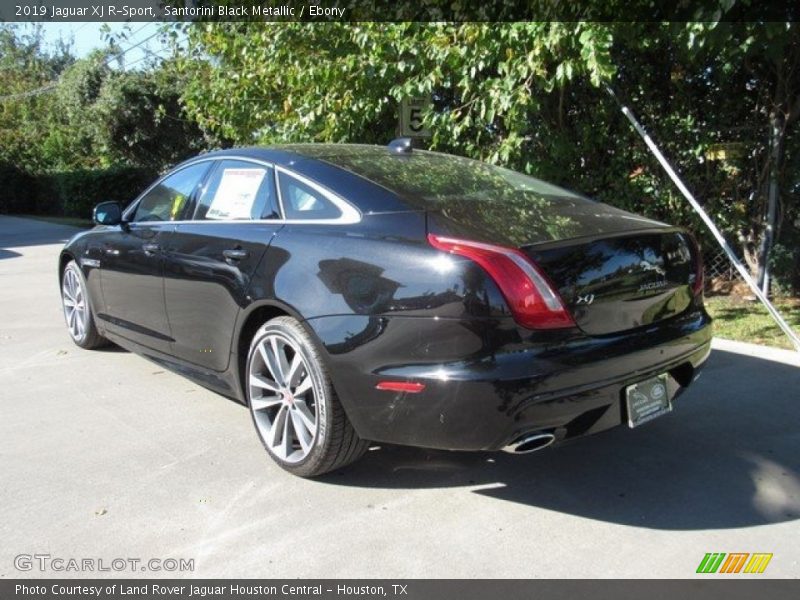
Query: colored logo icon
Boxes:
[{"xmin": 696, "ymin": 553, "xmax": 773, "ymax": 574}]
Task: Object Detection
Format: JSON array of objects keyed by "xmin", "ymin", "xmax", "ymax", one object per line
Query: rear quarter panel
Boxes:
[
  {"xmin": 247, "ymin": 212, "xmax": 509, "ymax": 323},
  {"xmin": 238, "ymin": 211, "xmax": 514, "ymax": 426}
]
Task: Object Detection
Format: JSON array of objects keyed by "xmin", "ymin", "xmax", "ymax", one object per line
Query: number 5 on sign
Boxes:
[{"xmin": 400, "ymin": 97, "xmax": 432, "ymax": 138}]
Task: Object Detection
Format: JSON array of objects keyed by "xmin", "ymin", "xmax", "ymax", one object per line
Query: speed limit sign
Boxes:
[{"xmin": 400, "ymin": 97, "xmax": 432, "ymax": 138}]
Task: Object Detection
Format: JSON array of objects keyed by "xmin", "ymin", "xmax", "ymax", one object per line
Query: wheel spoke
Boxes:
[
  {"xmin": 286, "ymin": 353, "xmax": 303, "ymax": 388},
  {"xmin": 294, "ymin": 376, "xmax": 312, "ymax": 397},
  {"xmin": 281, "ymin": 409, "xmax": 293, "ymax": 459},
  {"xmin": 249, "ymin": 373, "xmax": 281, "ymax": 392},
  {"xmin": 260, "ymin": 339, "xmax": 285, "ymax": 385},
  {"xmin": 293, "ymin": 399, "xmax": 316, "ymax": 433},
  {"xmin": 250, "ymin": 395, "xmax": 282, "ymax": 411},
  {"xmin": 75, "ymin": 309, "xmax": 85, "ymax": 335},
  {"xmin": 272, "ymin": 337, "xmax": 290, "ymax": 385},
  {"xmin": 257, "ymin": 342, "xmax": 271, "ymax": 372},
  {"xmin": 291, "ymin": 409, "xmax": 313, "ymax": 453},
  {"xmin": 268, "ymin": 405, "xmax": 288, "ymax": 452}
]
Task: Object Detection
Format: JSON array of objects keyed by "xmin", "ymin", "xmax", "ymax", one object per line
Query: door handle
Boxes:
[
  {"xmin": 142, "ymin": 243, "xmax": 161, "ymax": 254},
  {"xmin": 223, "ymin": 248, "xmax": 249, "ymax": 262}
]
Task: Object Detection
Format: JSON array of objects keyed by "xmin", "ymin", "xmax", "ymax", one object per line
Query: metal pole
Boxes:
[
  {"xmin": 762, "ymin": 112, "xmax": 782, "ymax": 296},
  {"xmin": 605, "ymin": 85, "xmax": 800, "ymax": 352}
]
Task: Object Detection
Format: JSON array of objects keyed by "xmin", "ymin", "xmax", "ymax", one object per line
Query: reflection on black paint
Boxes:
[
  {"xmin": 326, "ymin": 317, "xmax": 388, "ymax": 355},
  {"xmin": 317, "ymin": 258, "xmax": 401, "ymax": 314},
  {"xmin": 528, "ymin": 231, "xmax": 695, "ymax": 335}
]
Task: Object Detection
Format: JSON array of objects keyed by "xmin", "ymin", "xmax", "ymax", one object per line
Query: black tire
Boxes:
[
  {"xmin": 246, "ymin": 316, "xmax": 369, "ymax": 477},
  {"xmin": 61, "ymin": 260, "xmax": 108, "ymax": 350}
]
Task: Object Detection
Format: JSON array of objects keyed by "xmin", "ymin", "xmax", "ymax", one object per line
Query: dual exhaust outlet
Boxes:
[{"xmin": 501, "ymin": 431, "xmax": 556, "ymax": 454}]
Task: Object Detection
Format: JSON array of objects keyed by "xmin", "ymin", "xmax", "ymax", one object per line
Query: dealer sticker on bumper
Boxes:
[{"xmin": 625, "ymin": 373, "xmax": 671, "ymax": 428}]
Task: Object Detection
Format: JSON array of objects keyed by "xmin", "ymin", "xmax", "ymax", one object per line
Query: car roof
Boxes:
[
  {"xmin": 179, "ymin": 144, "xmax": 585, "ymax": 217},
  {"xmin": 190, "ymin": 143, "xmax": 391, "ymax": 167},
  {"xmin": 182, "ymin": 144, "xmax": 422, "ymax": 214}
]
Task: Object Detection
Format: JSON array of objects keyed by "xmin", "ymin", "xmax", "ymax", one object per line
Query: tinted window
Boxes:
[
  {"xmin": 316, "ymin": 149, "xmax": 587, "ymax": 206},
  {"xmin": 194, "ymin": 160, "xmax": 279, "ymax": 221},
  {"xmin": 132, "ymin": 162, "xmax": 211, "ymax": 223},
  {"xmin": 298, "ymin": 147, "xmax": 644, "ymax": 246},
  {"xmin": 278, "ymin": 172, "xmax": 341, "ymax": 220}
]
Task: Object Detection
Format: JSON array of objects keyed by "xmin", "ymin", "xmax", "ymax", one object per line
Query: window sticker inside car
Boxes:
[{"xmin": 206, "ymin": 168, "xmax": 266, "ymax": 220}]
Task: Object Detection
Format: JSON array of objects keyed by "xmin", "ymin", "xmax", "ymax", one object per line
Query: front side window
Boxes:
[
  {"xmin": 194, "ymin": 160, "xmax": 279, "ymax": 221},
  {"xmin": 132, "ymin": 162, "xmax": 211, "ymax": 223},
  {"xmin": 277, "ymin": 172, "xmax": 342, "ymax": 220}
]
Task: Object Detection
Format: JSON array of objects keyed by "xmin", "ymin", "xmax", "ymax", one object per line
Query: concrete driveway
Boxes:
[{"xmin": 1, "ymin": 215, "xmax": 799, "ymax": 579}]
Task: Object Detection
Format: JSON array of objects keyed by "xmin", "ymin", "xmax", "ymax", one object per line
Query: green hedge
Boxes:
[
  {"xmin": 0, "ymin": 162, "xmax": 38, "ymax": 214},
  {"xmin": 1, "ymin": 165, "xmax": 157, "ymax": 218}
]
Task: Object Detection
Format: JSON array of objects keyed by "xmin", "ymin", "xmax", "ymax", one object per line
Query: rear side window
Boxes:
[
  {"xmin": 277, "ymin": 172, "xmax": 342, "ymax": 220},
  {"xmin": 132, "ymin": 162, "xmax": 211, "ymax": 223},
  {"xmin": 194, "ymin": 160, "xmax": 279, "ymax": 221}
]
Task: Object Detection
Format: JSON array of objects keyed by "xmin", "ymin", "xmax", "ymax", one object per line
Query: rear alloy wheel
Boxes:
[
  {"xmin": 246, "ymin": 316, "xmax": 368, "ymax": 477},
  {"xmin": 61, "ymin": 261, "xmax": 107, "ymax": 349}
]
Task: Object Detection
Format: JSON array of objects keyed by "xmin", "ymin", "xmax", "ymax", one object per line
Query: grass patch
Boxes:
[
  {"xmin": 704, "ymin": 295, "xmax": 800, "ymax": 350},
  {"xmin": 17, "ymin": 214, "xmax": 93, "ymax": 229}
]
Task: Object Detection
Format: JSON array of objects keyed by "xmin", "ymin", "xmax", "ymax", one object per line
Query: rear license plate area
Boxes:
[{"xmin": 625, "ymin": 373, "xmax": 671, "ymax": 428}]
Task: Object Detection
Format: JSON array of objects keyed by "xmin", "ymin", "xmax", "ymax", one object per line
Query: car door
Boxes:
[
  {"xmin": 99, "ymin": 161, "xmax": 212, "ymax": 352},
  {"xmin": 162, "ymin": 159, "xmax": 284, "ymax": 371}
]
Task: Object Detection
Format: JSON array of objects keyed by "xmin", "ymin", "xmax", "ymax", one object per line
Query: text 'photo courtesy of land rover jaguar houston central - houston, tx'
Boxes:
[{"xmin": 59, "ymin": 140, "xmax": 712, "ymax": 477}]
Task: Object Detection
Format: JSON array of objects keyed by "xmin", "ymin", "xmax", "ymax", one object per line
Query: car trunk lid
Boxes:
[
  {"xmin": 522, "ymin": 229, "xmax": 698, "ymax": 335},
  {"xmin": 427, "ymin": 198, "xmax": 700, "ymax": 336}
]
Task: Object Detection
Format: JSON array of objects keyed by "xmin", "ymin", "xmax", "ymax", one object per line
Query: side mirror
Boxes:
[{"xmin": 93, "ymin": 201, "xmax": 123, "ymax": 226}]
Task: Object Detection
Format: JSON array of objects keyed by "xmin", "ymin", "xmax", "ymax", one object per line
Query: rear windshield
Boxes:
[
  {"xmin": 306, "ymin": 146, "xmax": 652, "ymax": 246},
  {"xmin": 315, "ymin": 149, "xmax": 593, "ymax": 208}
]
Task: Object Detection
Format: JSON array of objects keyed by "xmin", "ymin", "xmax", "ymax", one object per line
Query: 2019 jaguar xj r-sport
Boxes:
[{"xmin": 59, "ymin": 139, "xmax": 712, "ymax": 477}]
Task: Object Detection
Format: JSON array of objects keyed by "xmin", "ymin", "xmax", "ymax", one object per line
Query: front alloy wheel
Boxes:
[
  {"xmin": 61, "ymin": 260, "xmax": 106, "ymax": 349},
  {"xmin": 246, "ymin": 316, "xmax": 368, "ymax": 477},
  {"xmin": 62, "ymin": 265, "xmax": 88, "ymax": 342}
]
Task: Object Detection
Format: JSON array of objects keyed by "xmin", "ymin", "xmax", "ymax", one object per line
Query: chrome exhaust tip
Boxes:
[{"xmin": 501, "ymin": 431, "xmax": 556, "ymax": 454}]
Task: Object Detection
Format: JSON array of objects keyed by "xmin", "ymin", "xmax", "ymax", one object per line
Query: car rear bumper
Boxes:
[{"xmin": 308, "ymin": 306, "xmax": 713, "ymax": 451}]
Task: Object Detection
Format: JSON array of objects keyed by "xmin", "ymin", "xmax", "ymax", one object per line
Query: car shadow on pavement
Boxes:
[
  {"xmin": 322, "ymin": 349, "xmax": 800, "ymax": 531},
  {"xmin": 94, "ymin": 343, "xmax": 127, "ymax": 353}
]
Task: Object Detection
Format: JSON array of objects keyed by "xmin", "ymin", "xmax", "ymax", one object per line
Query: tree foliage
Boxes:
[
  {"xmin": 0, "ymin": 26, "xmax": 75, "ymax": 172},
  {"xmin": 2, "ymin": 19, "xmax": 799, "ymax": 290},
  {"xmin": 0, "ymin": 25, "xmax": 205, "ymax": 173},
  {"xmin": 176, "ymin": 20, "xmax": 799, "ymax": 290},
  {"xmin": 176, "ymin": 22, "xmax": 615, "ymax": 157},
  {"xmin": 92, "ymin": 64, "xmax": 208, "ymax": 170}
]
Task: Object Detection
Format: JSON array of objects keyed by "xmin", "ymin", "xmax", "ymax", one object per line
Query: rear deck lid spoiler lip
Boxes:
[{"xmin": 517, "ymin": 224, "xmax": 684, "ymax": 252}]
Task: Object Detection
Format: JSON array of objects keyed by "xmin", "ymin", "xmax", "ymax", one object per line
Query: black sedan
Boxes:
[{"xmin": 59, "ymin": 140, "xmax": 712, "ymax": 477}]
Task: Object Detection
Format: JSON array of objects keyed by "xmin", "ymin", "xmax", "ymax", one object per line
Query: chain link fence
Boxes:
[
  {"xmin": 704, "ymin": 248, "xmax": 741, "ymax": 282},
  {"xmin": 702, "ymin": 247, "xmax": 753, "ymax": 297}
]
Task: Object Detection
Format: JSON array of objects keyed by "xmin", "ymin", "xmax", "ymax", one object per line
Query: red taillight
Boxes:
[
  {"xmin": 376, "ymin": 381, "xmax": 426, "ymax": 393},
  {"xmin": 688, "ymin": 234, "xmax": 704, "ymax": 296},
  {"xmin": 427, "ymin": 234, "xmax": 575, "ymax": 329}
]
